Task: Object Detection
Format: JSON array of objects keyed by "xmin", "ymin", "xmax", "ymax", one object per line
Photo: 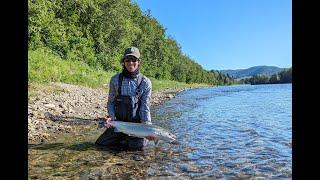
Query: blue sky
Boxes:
[{"xmin": 133, "ymin": 0, "xmax": 292, "ymax": 70}]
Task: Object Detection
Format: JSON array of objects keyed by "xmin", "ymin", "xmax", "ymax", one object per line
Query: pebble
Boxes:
[{"xmin": 44, "ymin": 104, "xmax": 56, "ymax": 109}]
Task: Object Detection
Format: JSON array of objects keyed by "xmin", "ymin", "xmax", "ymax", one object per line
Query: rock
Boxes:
[
  {"xmin": 68, "ymin": 108, "xmax": 74, "ymax": 113},
  {"xmin": 167, "ymin": 94, "xmax": 174, "ymax": 99},
  {"xmin": 29, "ymin": 112, "xmax": 34, "ymax": 117},
  {"xmin": 44, "ymin": 103, "xmax": 56, "ymax": 109},
  {"xmin": 38, "ymin": 112, "xmax": 45, "ymax": 119},
  {"xmin": 59, "ymin": 104, "xmax": 67, "ymax": 109},
  {"xmin": 153, "ymin": 100, "xmax": 159, "ymax": 105},
  {"xmin": 44, "ymin": 112, "xmax": 52, "ymax": 119}
]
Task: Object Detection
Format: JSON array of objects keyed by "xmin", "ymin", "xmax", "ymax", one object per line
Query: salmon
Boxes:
[{"xmin": 99, "ymin": 120, "xmax": 176, "ymax": 145}]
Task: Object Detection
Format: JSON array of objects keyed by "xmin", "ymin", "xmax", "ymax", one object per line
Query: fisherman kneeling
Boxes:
[{"xmin": 95, "ymin": 47, "xmax": 156, "ymax": 151}]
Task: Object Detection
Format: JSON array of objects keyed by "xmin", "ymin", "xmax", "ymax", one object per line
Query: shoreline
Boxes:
[{"xmin": 28, "ymin": 82, "xmax": 188, "ymax": 144}]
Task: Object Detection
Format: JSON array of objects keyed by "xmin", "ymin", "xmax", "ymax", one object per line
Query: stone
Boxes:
[
  {"xmin": 44, "ymin": 112, "xmax": 52, "ymax": 119},
  {"xmin": 44, "ymin": 103, "xmax": 56, "ymax": 109},
  {"xmin": 167, "ymin": 94, "xmax": 174, "ymax": 99}
]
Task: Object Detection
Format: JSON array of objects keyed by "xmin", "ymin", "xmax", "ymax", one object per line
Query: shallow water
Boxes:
[
  {"xmin": 29, "ymin": 84, "xmax": 292, "ymax": 179},
  {"xmin": 151, "ymin": 84, "xmax": 292, "ymax": 179}
]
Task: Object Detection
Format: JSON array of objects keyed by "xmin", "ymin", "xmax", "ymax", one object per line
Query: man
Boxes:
[{"xmin": 95, "ymin": 46, "xmax": 155, "ymax": 151}]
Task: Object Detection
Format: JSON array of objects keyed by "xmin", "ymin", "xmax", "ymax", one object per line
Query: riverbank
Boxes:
[{"xmin": 28, "ymin": 82, "xmax": 188, "ymax": 144}]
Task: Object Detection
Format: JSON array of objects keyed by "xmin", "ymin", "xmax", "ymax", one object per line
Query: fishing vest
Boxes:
[{"xmin": 114, "ymin": 73, "xmax": 144, "ymax": 123}]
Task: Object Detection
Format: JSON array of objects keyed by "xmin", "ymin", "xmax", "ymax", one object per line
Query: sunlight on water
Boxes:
[{"xmin": 152, "ymin": 84, "xmax": 292, "ymax": 179}]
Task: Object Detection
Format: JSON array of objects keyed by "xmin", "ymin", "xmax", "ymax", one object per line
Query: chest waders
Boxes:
[{"xmin": 114, "ymin": 73, "xmax": 144, "ymax": 123}]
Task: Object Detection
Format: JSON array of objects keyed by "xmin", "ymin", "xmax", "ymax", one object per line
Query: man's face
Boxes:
[{"xmin": 124, "ymin": 56, "xmax": 140, "ymax": 72}]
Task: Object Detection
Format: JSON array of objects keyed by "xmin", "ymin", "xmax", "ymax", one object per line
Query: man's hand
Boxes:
[
  {"xmin": 104, "ymin": 116, "xmax": 113, "ymax": 128},
  {"xmin": 145, "ymin": 135, "xmax": 157, "ymax": 141}
]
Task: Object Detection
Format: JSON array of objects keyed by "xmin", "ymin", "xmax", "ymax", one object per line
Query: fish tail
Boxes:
[{"xmin": 154, "ymin": 137, "xmax": 160, "ymax": 146}]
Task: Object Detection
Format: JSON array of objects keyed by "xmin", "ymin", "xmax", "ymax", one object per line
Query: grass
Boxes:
[
  {"xmin": 28, "ymin": 48, "xmax": 212, "ymax": 97},
  {"xmin": 150, "ymin": 77, "xmax": 210, "ymax": 91},
  {"xmin": 28, "ymin": 48, "xmax": 114, "ymax": 88}
]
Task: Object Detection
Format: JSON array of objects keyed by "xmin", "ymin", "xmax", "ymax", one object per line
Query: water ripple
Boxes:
[{"xmin": 153, "ymin": 84, "xmax": 292, "ymax": 178}]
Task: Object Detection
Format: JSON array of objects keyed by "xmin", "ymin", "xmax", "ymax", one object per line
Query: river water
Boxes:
[{"xmin": 28, "ymin": 84, "xmax": 292, "ymax": 179}]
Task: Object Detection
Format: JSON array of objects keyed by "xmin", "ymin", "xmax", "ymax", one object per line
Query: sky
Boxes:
[{"xmin": 133, "ymin": 0, "xmax": 292, "ymax": 71}]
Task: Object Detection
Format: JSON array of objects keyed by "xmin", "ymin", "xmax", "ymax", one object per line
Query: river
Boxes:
[{"xmin": 29, "ymin": 84, "xmax": 292, "ymax": 179}]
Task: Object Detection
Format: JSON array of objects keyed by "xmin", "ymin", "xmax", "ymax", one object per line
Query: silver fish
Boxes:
[{"xmin": 99, "ymin": 121, "xmax": 176, "ymax": 145}]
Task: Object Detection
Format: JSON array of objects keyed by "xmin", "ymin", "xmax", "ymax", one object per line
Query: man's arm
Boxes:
[
  {"xmin": 139, "ymin": 77, "xmax": 152, "ymax": 124},
  {"xmin": 107, "ymin": 75, "xmax": 117, "ymax": 121}
]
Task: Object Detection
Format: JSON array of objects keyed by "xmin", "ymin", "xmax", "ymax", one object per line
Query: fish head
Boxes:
[{"xmin": 159, "ymin": 131, "xmax": 176, "ymax": 142}]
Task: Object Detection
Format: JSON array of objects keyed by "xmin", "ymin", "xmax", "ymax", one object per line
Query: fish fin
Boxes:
[
  {"xmin": 154, "ymin": 137, "xmax": 160, "ymax": 146},
  {"xmin": 113, "ymin": 127, "xmax": 120, "ymax": 132}
]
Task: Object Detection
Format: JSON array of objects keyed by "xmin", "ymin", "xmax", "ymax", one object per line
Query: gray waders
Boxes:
[{"xmin": 95, "ymin": 73, "xmax": 146, "ymax": 151}]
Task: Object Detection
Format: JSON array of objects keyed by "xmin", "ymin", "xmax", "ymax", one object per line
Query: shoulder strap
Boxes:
[
  {"xmin": 138, "ymin": 74, "xmax": 144, "ymax": 87},
  {"xmin": 136, "ymin": 74, "xmax": 144, "ymax": 96},
  {"xmin": 118, "ymin": 73, "xmax": 123, "ymax": 95}
]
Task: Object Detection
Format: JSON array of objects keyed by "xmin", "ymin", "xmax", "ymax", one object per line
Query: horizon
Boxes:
[
  {"xmin": 219, "ymin": 65, "xmax": 291, "ymax": 71},
  {"xmin": 133, "ymin": 0, "xmax": 292, "ymax": 71}
]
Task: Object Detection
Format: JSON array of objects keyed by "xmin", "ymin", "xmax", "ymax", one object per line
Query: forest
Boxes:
[
  {"xmin": 28, "ymin": 0, "xmax": 235, "ymax": 86},
  {"xmin": 240, "ymin": 68, "xmax": 292, "ymax": 85}
]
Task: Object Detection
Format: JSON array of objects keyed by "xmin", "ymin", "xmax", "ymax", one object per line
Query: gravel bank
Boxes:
[{"xmin": 28, "ymin": 82, "xmax": 185, "ymax": 144}]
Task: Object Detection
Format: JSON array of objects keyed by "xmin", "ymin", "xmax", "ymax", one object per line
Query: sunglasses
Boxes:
[{"xmin": 124, "ymin": 58, "xmax": 138, "ymax": 63}]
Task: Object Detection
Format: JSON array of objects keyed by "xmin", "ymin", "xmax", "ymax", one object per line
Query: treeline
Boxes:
[
  {"xmin": 239, "ymin": 67, "xmax": 292, "ymax": 85},
  {"xmin": 28, "ymin": 0, "xmax": 234, "ymax": 85}
]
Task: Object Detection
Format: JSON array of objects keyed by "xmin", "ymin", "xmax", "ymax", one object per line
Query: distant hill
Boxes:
[{"xmin": 220, "ymin": 66, "xmax": 284, "ymax": 79}]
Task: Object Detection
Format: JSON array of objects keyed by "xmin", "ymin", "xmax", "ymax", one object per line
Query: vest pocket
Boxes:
[
  {"xmin": 115, "ymin": 95, "xmax": 140, "ymax": 122},
  {"xmin": 115, "ymin": 96, "xmax": 132, "ymax": 122}
]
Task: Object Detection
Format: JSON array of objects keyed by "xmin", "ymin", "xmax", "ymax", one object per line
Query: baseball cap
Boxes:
[{"xmin": 123, "ymin": 47, "xmax": 140, "ymax": 60}]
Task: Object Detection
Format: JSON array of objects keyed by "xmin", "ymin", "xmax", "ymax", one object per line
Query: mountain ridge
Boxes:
[{"xmin": 219, "ymin": 65, "xmax": 285, "ymax": 79}]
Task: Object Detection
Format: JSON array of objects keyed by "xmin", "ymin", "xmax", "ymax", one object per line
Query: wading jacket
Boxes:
[{"xmin": 107, "ymin": 73, "xmax": 152, "ymax": 124}]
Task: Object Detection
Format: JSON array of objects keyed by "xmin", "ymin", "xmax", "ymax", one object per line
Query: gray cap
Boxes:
[{"xmin": 123, "ymin": 46, "xmax": 140, "ymax": 60}]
